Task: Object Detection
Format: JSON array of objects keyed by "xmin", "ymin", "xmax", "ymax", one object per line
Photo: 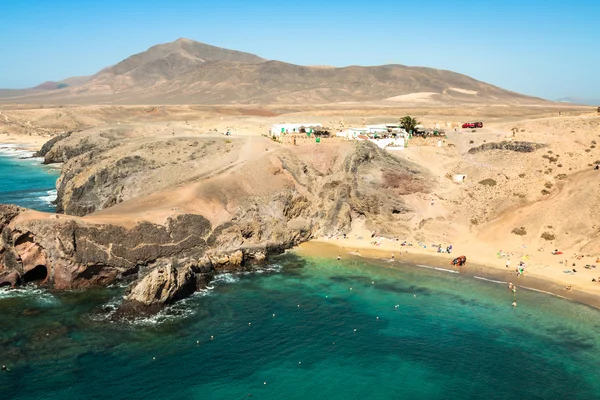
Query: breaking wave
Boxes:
[
  {"xmin": 38, "ymin": 189, "xmax": 57, "ymax": 205},
  {"xmin": 0, "ymin": 145, "xmax": 35, "ymax": 159},
  {"xmin": 0, "ymin": 285, "xmax": 59, "ymax": 305}
]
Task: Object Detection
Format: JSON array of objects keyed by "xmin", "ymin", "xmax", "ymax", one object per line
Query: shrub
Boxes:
[
  {"xmin": 512, "ymin": 227, "xmax": 527, "ymax": 236},
  {"xmin": 542, "ymin": 154, "xmax": 558, "ymax": 162},
  {"xmin": 518, "ymin": 173, "xmax": 526, "ymax": 178},
  {"xmin": 541, "ymin": 232, "xmax": 555, "ymax": 241},
  {"xmin": 544, "ymin": 182, "xmax": 553, "ymax": 189},
  {"xmin": 470, "ymin": 218, "xmax": 479, "ymax": 225},
  {"xmin": 555, "ymin": 173, "xmax": 567, "ymax": 180},
  {"xmin": 469, "ymin": 140, "xmax": 474, "ymax": 144},
  {"xmin": 478, "ymin": 178, "xmax": 497, "ymax": 186},
  {"xmin": 541, "ymin": 189, "xmax": 550, "ymax": 195},
  {"xmin": 557, "ymin": 164, "xmax": 563, "ymax": 167}
]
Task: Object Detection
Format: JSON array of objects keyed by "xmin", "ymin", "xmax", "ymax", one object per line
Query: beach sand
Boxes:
[
  {"xmin": 0, "ymin": 133, "xmax": 49, "ymax": 150},
  {"xmin": 297, "ymin": 238, "xmax": 600, "ymax": 309}
]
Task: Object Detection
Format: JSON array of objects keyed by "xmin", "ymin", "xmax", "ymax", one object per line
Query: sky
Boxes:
[{"xmin": 1, "ymin": 0, "xmax": 598, "ymax": 100}]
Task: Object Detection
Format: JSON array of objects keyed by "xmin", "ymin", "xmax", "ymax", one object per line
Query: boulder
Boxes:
[{"xmin": 117, "ymin": 262, "xmax": 203, "ymax": 316}]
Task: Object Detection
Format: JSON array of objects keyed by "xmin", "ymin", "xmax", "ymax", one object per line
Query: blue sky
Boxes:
[{"xmin": 1, "ymin": 0, "xmax": 598, "ymax": 100}]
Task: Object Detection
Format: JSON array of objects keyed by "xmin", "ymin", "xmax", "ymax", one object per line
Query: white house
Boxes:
[
  {"xmin": 366, "ymin": 124, "xmax": 389, "ymax": 134},
  {"xmin": 367, "ymin": 137, "xmax": 406, "ymax": 150},
  {"xmin": 336, "ymin": 128, "xmax": 368, "ymax": 139},
  {"xmin": 270, "ymin": 123, "xmax": 322, "ymax": 136}
]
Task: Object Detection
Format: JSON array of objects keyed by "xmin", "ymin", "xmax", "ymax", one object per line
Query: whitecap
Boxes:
[
  {"xmin": 38, "ymin": 189, "xmax": 57, "ymax": 205},
  {"xmin": 213, "ymin": 273, "xmax": 240, "ymax": 284},
  {"xmin": 0, "ymin": 146, "xmax": 35, "ymax": 158},
  {"xmin": 0, "ymin": 285, "xmax": 59, "ymax": 305}
]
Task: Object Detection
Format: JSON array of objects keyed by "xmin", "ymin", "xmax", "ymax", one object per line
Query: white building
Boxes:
[
  {"xmin": 336, "ymin": 128, "xmax": 368, "ymax": 139},
  {"xmin": 270, "ymin": 123, "xmax": 322, "ymax": 136},
  {"xmin": 366, "ymin": 124, "xmax": 389, "ymax": 134}
]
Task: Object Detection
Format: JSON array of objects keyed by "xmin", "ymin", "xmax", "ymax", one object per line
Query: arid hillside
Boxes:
[
  {"xmin": 2, "ymin": 103, "xmax": 599, "ymax": 309},
  {"xmin": 0, "ymin": 38, "xmax": 549, "ymax": 105}
]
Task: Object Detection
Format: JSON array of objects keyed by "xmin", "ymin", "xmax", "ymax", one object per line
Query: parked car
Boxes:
[{"xmin": 462, "ymin": 122, "xmax": 483, "ymax": 129}]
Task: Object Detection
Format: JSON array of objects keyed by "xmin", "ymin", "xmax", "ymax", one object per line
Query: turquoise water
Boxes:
[
  {"xmin": 2, "ymin": 254, "xmax": 600, "ymax": 399},
  {"xmin": 0, "ymin": 145, "xmax": 60, "ymax": 212}
]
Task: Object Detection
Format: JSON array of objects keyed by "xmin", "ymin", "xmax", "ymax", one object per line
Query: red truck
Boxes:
[{"xmin": 462, "ymin": 122, "xmax": 483, "ymax": 129}]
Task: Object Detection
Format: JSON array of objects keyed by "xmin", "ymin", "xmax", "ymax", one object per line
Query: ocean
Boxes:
[
  {"xmin": 1, "ymin": 148, "xmax": 600, "ymax": 399},
  {"xmin": 2, "ymin": 254, "xmax": 600, "ymax": 400},
  {"xmin": 0, "ymin": 144, "xmax": 60, "ymax": 212}
]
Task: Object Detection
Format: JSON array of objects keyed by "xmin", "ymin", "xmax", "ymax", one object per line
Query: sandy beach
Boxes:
[{"xmin": 297, "ymin": 237, "xmax": 600, "ymax": 309}]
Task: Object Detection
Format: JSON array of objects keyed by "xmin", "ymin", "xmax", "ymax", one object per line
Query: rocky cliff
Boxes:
[{"xmin": 0, "ymin": 133, "xmax": 432, "ymax": 314}]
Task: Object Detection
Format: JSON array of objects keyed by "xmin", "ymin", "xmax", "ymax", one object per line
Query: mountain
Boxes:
[
  {"xmin": 0, "ymin": 38, "xmax": 549, "ymax": 105},
  {"xmin": 556, "ymin": 96, "xmax": 600, "ymax": 106}
]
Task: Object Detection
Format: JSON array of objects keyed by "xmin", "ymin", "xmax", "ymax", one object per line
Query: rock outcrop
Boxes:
[
  {"xmin": 33, "ymin": 131, "xmax": 74, "ymax": 158},
  {"xmin": 116, "ymin": 261, "xmax": 203, "ymax": 316},
  {"xmin": 1, "ymin": 136, "xmax": 432, "ymax": 314},
  {"xmin": 468, "ymin": 141, "xmax": 547, "ymax": 154}
]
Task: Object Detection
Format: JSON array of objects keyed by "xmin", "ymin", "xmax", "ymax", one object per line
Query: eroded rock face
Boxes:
[
  {"xmin": 0, "ymin": 270, "xmax": 21, "ymax": 288},
  {"xmin": 0, "ymin": 209, "xmax": 213, "ymax": 290}
]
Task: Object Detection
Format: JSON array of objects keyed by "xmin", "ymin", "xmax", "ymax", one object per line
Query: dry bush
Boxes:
[
  {"xmin": 512, "ymin": 227, "xmax": 527, "ymax": 236},
  {"xmin": 541, "ymin": 232, "xmax": 555, "ymax": 241},
  {"xmin": 478, "ymin": 178, "xmax": 497, "ymax": 186}
]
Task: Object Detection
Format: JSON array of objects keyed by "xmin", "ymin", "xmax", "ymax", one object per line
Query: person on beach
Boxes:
[
  {"xmin": 512, "ymin": 301, "xmax": 517, "ymax": 307},
  {"xmin": 391, "ymin": 253, "xmax": 395, "ymax": 261},
  {"xmin": 506, "ymin": 259, "xmax": 511, "ymax": 268},
  {"xmin": 337, "ymin": 255, "xmax": 341, "ymax": 261}
]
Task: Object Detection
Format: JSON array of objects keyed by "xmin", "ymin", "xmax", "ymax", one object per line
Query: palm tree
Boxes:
[{"xmin": 400, "ymin": 116, "xmax": 420, "ymax": 133}]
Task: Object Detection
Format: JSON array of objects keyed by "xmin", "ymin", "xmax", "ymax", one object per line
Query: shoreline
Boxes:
[
  {"xmin": 0, "ymin": 133, "xmax": 49, "ymax": 151},
  {"xmin": 296, "ymin": 239, "xmax": 600, "ymax": 310},
  {"xmin": 2, "ymin": 135, "xmax": 600, "ymax": 310}
]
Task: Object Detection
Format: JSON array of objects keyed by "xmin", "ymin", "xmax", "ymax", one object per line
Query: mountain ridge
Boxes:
[{"xmin": 0, "ymin": 38, "xmax": 551, "ymax": 105}]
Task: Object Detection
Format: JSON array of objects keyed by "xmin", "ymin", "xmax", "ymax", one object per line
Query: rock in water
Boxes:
[{"xmin": 117, "ymin": 261, "xmax": 202, "ymax": 316}]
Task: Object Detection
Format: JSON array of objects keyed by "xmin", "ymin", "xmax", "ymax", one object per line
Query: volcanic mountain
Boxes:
[{"xmin": 0, "ymin": 38, "xmax": 548, "ymax": 105}]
